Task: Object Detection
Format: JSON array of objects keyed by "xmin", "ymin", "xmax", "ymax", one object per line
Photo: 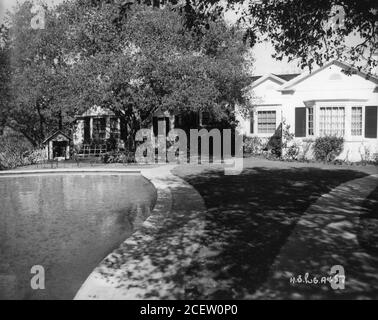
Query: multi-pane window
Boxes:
[
  {"xmin": 319, "ymin": 107, "xmax": 345, "ymax": 136},
  {"xmin": 307, "ymin": 108, "xmax": 314, "ymax": 136},
  {"xmin": 110, "ymin": 118, "xmax": 120, "ymax": 140},
  {"xmin": 257, "ymin": 111, "xmax": 276, "ymax": 134},
  {"xmin": 93, "ymin": 118, "xmax": 106, "ymax": 142},
  {"xmin": 351, "ymin": 107, "xmax": 363, "ymax": 136}
]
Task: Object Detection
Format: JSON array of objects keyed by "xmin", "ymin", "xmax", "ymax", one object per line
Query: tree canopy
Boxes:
[
  {"xmin": 134, "ymin": 0, "xmax": 377, "ymax": 73},
  {"xmin": 0, "ymin": 0, "xmax": 252, "ymax": 147},
  {"xmin": 240, "ymin": 0, "xmax": 377, "ymax": 73}
]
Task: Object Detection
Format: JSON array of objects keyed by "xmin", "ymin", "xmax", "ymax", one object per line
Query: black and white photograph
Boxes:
[{"xmin": 0, "ymin": 0, "xmax": 377, "ymax": 308}]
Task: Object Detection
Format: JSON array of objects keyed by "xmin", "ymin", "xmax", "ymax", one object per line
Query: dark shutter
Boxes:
[
  {"xmin": 295, "ymin": 107, "xmax": 306, "ymax": 137},
  {"xmin": 153, "ymin": 117, "xmax": 158, "ymax": 136},
  {"xmin": 365, "ymin": 106, "xmax": 377, "ymax": 138},
  {"xmin": 250, "ymin": 112, "xmax": 254, "ymax": 134},
  {"xmin": 165, "ymin": 117, "xmax": 170, "ymax": 136},
  {"xmin": 84, "ymin": 118, "xmax": 90, "ymax": 143}
]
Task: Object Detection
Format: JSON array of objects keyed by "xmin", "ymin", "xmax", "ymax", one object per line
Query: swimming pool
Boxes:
[{"xmin": 0, "ymin": 173, "xmax": 156, "ymax": 300}]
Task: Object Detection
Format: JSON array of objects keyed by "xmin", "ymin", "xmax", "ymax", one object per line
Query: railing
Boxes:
[{"xmin": 76, "ymin": 144, "xmax": 108, "ymax": 157}]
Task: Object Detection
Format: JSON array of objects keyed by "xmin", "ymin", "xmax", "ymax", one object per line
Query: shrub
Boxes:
[
  {"xmin": 0, "ymin": 133, "xmax": 33, "ymax": 170},
  {"xmin": 243, "ymin": 136, "xmax": 264, "ymax": 156},
  {"xmin": 282, "ymin": 143, "xmax": 300, "ymax": 161},
  {"xmin": 24, "ymin": 148, "xmax": 48, "ymax": 165},
  {"xmin": 313, "ymin": 136, "xmax": 344, "ymax": 162},
  {"xmin": 102, "ymin": 151, "xmax": 135, "ymax": 164}
]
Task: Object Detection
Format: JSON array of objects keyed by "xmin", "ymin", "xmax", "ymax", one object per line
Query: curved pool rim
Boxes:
[{"xmin": 0, "ymin": 166, "xmax": 172, "ymax": 299}]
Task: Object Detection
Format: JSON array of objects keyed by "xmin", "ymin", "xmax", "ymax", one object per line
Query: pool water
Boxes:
[{"xmin": 0, "ymin": 173, "xmax": 156, "ymax": 300}]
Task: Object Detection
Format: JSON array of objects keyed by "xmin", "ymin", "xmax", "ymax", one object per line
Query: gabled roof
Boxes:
[
  {"xmin": 279, "ymin": 60, "xmax": 378, "ymax": 91},
  {"xmin": 249, "ymin": 73, "xmax": 300, "ymax": 89},
  {"xmin": 43, "ymin": 130, "xmax": 71, "ymax": 144}
]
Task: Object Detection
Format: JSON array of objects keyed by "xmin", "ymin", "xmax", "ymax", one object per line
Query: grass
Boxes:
[{"xmin": 172, "ymin": 160, "xmax": 369, "ymax": 299}]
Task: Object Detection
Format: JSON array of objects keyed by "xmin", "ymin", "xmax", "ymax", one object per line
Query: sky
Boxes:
[{"xmin": 0, "ymin": 0, "xmax": 303, "ymax": 75}]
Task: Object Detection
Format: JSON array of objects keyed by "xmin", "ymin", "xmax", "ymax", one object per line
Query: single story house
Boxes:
[
  {"xmin": 238, "ymin": 60, "xmax": 378, "ymax": 162},
  {"xmin": 72, "ymin": 105, "xmax": 212, "ymax": 152}
]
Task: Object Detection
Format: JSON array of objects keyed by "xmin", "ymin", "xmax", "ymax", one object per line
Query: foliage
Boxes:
[
  {"xmin": 240, "ymin": 0, "xmax": 378, "ymax": 73},
  {"xmin": 282, "ymin": 143, "xmax": 300, "ymax": 161},
  {"xmin": 1, "ymin": 1, "xmax": 78, "ymax": 146},
  {"xmin": 243, "ymin": 135, "xmax": 264, "ymax": 156},
  {"xmin": 313, "ymin": 136, "xmax": 344, "ymax": 162},
  {"xmin": 281, "ymin": 121, "xmax": 300, "ymax": 161},
  {"xmin": 166, "ymin": 0, "xmax": 377, "ymax": 73},
  {"xmin": 0, "ymin": 132, "xmax": 33, "ymax": 169},
  {"xmin": 102, "ymin": 151, "xmax": 135, "ymax": 164},
  {"xmin": 24, "ymin": 148, "xmax": 48, "ymax": 164},
  {"xmin": 59, "ymin": 2, "xmax": 252, "ymax": 150}
]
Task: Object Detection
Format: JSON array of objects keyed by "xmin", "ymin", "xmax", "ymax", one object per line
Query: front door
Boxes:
[{"xmin": 53, "ymin": 141, "xmax": 67, "ymax": 158}]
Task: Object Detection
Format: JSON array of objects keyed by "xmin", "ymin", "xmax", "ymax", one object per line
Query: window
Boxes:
[
  {"xmin": 307, "ymin": 108, "xmax": 314, "ymax": 136},
  {"xmin": 110, "ymin": 118, "xmax": 120, "ymax": 140},
  {"xmin": 351, "ymin": 107, "xmax": 362, "ymax": 136},
  {"xmin": 319, "ymin": 107, "xmax": 345, "ymax": 136},
  {"xmin": 201, "ymin": 112, "xmax": 210, "ymax": 126},
  {"xmin": 257, "ymin": 111, "xmax": 276, "ymax": 134},
  {"xmin": 93, "ymin": 118, "xmax": 106, "ymax": 142}
]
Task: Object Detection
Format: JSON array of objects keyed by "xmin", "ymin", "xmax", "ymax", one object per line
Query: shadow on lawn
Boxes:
[
  {"xmin": 96, "ymin": 166, "xmax": 368, "ymax": 299},
  {"xmin": 174, "ymin": 166, "xmax": 368, "ymax": 299}
]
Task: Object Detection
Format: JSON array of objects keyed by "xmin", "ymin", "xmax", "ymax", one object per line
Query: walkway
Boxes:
[{"xmin": 252, "ymin": 174, "xmax": 378, "ymax": 299}]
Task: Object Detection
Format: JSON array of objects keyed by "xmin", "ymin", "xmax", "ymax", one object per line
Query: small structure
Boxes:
[{"xmin": 43, "ymin": 130, "xmax": 71, "ymax": 160}]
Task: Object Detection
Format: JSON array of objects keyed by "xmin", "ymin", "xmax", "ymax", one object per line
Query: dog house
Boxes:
[{"xmin": 43, "ymin": 130, "xmax": 71, "ymax": 160}]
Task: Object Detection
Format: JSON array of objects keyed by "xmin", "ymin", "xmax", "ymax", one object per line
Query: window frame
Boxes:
[
  {"xmin": 318, "ymin": 106, "xmax": 346, "ymax": 137},
  {"xmin": 351, "ymin": 106, "xmax": 363, "ymax": 137},
  {"xmin": 257, "ymin": 110, "xmax": 277, "ymax": 134},
  {"xmin": 307, "ymin": 107, "xmax": 315, "ymax": 137}
]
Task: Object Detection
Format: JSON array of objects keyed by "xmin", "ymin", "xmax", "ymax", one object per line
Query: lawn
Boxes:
[{"xmin": 172, "ymin": 159, "xmax": 374, "ymax": 299}]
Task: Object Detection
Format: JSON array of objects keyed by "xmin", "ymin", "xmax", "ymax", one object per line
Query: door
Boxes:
[{"xmin": 53, "ymin": 141, "xmax": 67, "ymax": 158}]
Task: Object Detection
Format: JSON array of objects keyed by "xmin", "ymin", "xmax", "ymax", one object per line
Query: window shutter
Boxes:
[
  {"xmin": 250, "ymin": 112, "xmax": 254, "ymax": 134},
  {"xmin": 295, "ymin": 107, "xmax": 306, "ymax": 137},
  {"xmin": 365, "ymin": 106, "xmax": 377, "ymax": 138},
  {"xmin": 165, "ymin": 117, "xmax": 170, "ymax": 136},
  {"xmin": 153, "ymin": 117, "xmax": 158, "ymax": 136}
]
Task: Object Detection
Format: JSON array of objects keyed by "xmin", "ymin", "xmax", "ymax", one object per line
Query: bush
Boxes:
[
  {"xmin": 24, "ymin": 148, "xmax": 48, "ymax": 165},
  {"xmin": 102, "ymin": 151, "xmax": 135, "ymax": 164},
  {"xmin": 282, "ymin": 143, "xmax": 300, "ymax": 161},
  {"xmin": 0, "ymin": 133, "xmax": 33, "ymax": 170},
  {"xmin": 243, "ymin": 136, "xmax": 264, "ymax": 156},
  {"xmin": 313, "ymin": 136, "xmax": 344, "ymax": 162}
]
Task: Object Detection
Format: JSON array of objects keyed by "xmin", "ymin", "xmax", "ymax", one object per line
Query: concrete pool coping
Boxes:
[
  {"xmin": 73, "ymin": 165, "xmax": 207, "ymax": 299},
  {"xmin": 0, "ymin": 168, "xmax": 142, "ymax": 176}
]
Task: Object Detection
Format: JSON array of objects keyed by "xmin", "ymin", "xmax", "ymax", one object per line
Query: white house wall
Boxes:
[
  {"xmin": 241, "ymin": 63, "xmax": 378, "ymax": 162},
  {"xmin": 238, "ymin": 77, "xmax": 285, "ymax": 137}
]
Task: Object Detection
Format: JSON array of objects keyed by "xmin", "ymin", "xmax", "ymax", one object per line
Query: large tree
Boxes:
[
  {"xmin": 0, "ymin": 24, "xmax": 11, "ymax": 135},
  {"xmin": 2, "ymin": 1, "xmax": 76, "ymax": 146},
  {"xmin": 136, "ymin": 0, "xmax": 377, "ymax": 73},
  {"xmin": 240, "ymin": 0, "xmax": 377, "ymax": 73},
  {"xmin": 59, "ymin": 2, "xmax": 252, "ymax": 149}
]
